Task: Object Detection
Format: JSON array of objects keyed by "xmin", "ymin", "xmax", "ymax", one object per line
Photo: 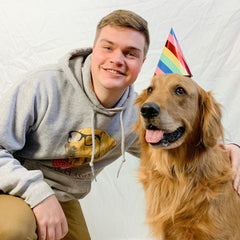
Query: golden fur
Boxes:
[{"xmin": 134, "ymin": 74, "xmax": 240, "ymax": 240}]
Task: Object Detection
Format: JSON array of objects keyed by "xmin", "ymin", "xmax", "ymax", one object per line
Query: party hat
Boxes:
[{"xmin": 154, "ymin": 28, "xmax": 192, "ymax": 77}]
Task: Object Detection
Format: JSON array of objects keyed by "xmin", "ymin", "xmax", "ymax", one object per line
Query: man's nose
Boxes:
[{"xmin": 110, "ymin": 50, "xmax": 124, "ymax": 65}]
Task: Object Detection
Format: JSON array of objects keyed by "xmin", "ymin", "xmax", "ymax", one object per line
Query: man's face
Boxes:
[{"xmin": 91, "ymin": 25, "xmax": 146, "ymax": 96}]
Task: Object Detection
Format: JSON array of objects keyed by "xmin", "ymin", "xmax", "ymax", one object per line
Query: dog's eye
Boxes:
[
  {"xmin": 175, "ymin": 87, "xmax": 186, "ymax": 96},
  {"xmin": 147, "ymin": 86, "xmax": 154, "ymax": 95}
]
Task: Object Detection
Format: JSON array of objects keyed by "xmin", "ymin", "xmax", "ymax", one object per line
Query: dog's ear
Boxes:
[
  {"xmin": 198, "ymin": 87, "xmax": 224, "ymax": 148},
  {"xmin": 134, "ymin": 90, "xmax": 147, "ymax": 106}
]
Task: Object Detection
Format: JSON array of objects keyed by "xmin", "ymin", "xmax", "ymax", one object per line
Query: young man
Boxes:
[{"xmin": 0, "ymin": 9, "xmax": 239, "ymax": 240}]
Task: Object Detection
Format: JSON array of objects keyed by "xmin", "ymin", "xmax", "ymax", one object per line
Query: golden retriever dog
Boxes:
[{"xmin": 134, "ymin": 73, "xmax": 240, "ymax": 240}]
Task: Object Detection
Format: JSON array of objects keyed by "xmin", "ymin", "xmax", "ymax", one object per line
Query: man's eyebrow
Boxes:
[
  {"xmin": 100, "ymin": 39, "xmax": 142, "ymax": 51},
  {"xmin": 100, "ymin": 39, "xmax": 114, "ymax": 45},
  {"xmin": 126, "ymin": 46, "xmax": 142, "ymax": 53}
]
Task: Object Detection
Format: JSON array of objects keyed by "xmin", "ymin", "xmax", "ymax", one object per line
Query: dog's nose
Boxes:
[{"xmin": 141, "ymin": 103, "xmax": 160, "ymax": 119}]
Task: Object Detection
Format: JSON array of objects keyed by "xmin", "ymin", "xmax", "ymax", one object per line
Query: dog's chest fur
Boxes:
[{"xmin": 138, "ymin": 147, "xmax": 240, "ymax": 240}]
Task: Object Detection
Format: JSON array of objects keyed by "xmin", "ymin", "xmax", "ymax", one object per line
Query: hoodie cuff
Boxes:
[{"xmin": 23, "ymin": 180, "xmax": 55, "ymax": 208}]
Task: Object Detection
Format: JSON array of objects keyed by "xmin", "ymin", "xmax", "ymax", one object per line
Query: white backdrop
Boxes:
[{"xmin": 0, "ymin": 0, "xmax": 240, "ymax": 239}]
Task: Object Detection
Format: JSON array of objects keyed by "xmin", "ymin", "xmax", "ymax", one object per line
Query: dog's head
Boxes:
[{"xmin": 135, "ymin": 73, "xmax": 223, "ymax": 149}]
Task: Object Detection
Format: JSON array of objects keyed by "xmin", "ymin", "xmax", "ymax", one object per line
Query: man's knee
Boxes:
[
  {"xmin": 0, "ymin": 194, "xmax": 37, "ymax": 240},
  {"xmin": 0, "ymin": 224, "xmax": 37, "ymax": 240}
]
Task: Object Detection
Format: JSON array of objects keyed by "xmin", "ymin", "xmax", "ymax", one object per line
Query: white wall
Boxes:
[{"xmin": 0, "ymin": 0, "xmax": 240, "ymax": 239}]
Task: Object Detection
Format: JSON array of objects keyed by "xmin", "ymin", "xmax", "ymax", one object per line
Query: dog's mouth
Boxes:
[{"xmin": 145, "ymin": 124, "xmax": 185, "ymax": 147}]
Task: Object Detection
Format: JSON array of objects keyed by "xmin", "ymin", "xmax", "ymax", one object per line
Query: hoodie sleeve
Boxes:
[{"xmin": 0, "ymin": 75, "xmax": 55, "ymax": 208}]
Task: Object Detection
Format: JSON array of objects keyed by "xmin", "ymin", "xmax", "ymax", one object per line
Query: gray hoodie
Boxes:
[{"xmin": 0, "ymin": 48, "xmax": 140, "ymax": 208}]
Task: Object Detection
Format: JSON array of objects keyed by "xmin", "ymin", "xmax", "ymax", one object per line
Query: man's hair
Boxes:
[{"xmin": 94, "ymin": 9, "xmax": 150, "ymax": 57}]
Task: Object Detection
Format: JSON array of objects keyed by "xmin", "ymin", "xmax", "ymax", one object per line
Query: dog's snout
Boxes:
[{"xmin": 141, "ymin": 103, "xmax": 160, "ymax": 119}]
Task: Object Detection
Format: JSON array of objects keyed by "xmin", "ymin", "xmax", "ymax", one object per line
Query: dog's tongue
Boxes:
[{"xmin": 145, "ymin": 129, "xmax": 164, "ymax": 143}]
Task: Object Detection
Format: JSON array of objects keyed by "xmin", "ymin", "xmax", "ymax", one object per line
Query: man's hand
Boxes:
[
  {"xmin": 224, "ymin": 144, "xmax": 240, "ymax": 195},
  {"xmin": 33, "ymin": 194, "xmax": 68, "ymax": 240}
]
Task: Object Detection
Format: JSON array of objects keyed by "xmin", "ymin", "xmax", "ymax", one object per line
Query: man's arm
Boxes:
[
  {"xmin": 0, "ymin": 77, "xmax": 67, "ymax": 239},
  {"xmin": 0, "ymin": 77, "xmax": 55, "ymax": 207},
  {"xmin": 224, "ymin": 143, "xmax": 240, "ymax": 195}
]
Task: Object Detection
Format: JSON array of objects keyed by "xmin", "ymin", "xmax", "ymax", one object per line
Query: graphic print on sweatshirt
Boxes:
[{"xmin": 53, "ymin": 128, "xmax": 117, "ymax": 167}]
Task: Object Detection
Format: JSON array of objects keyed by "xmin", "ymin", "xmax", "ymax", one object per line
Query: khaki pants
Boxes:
[{"xmin": 0, "ymin": 194, "xmax": 91, "ymax": 240}]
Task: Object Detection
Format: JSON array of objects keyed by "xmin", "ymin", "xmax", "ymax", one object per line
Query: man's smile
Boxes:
[{"xmin": 103, "ymin": 67, "xmax": 125, "ymax": 75}]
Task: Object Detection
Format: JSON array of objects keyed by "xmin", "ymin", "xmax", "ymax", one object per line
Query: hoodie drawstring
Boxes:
[
  {"xmin": 89, "ymin": 109, "xmax": 126, "ymax": 180},
  {"xmin": 89, "ymin": 109, "xmax": 97, "ymax": 181},
  {"xmin": 117, "ymin": 110, "xmax": 126, "ymax": 177}
]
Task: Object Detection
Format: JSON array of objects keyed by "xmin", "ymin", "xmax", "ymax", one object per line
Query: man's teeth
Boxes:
[{"xmin": 106, "ymin": 69, "xmax": 121, "ymax": 74}]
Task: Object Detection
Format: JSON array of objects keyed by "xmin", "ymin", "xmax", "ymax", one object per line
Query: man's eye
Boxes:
[
  {"xmin": 127, "ymin": 52, "xmax": 136, "ymax": 57},
  {"xmin": 125, "ymin": 50, "xmax": 139, "ymax": 58},
  {"xmin": 103, "ymin": 46, "xmax": 111, "ymax": 50},
  {"xmin": 175, "ymin": 87, "xmax": 186, "ymax": 96}
]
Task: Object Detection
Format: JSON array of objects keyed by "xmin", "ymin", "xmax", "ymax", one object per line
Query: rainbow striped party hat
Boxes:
[{"xmin": 154, "ymin": 28, "xmax": 192, "ymax": 77}]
